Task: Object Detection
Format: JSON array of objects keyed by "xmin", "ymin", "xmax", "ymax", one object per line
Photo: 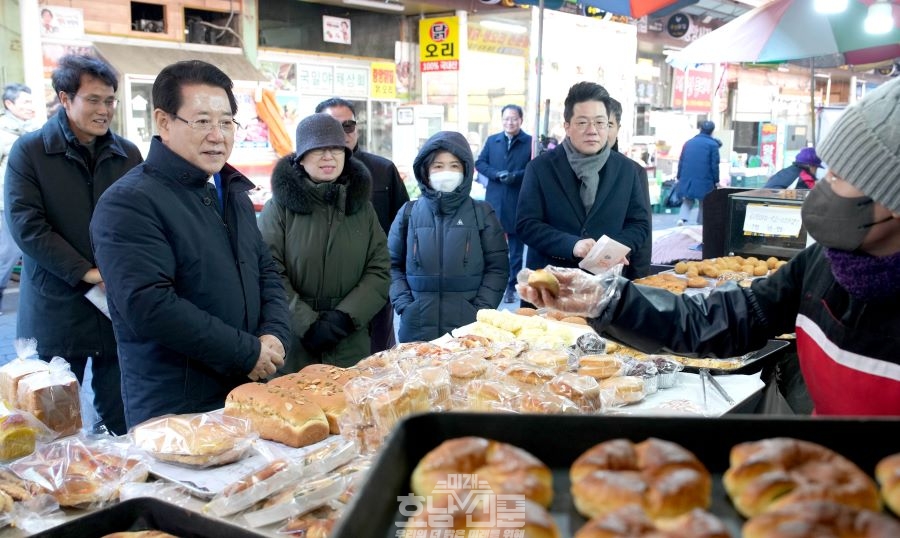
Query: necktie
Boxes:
[
  {"xmin": 507, "ymin": 136, "xmax": 513, "ymax": 151},
  {"xmin": 207, "ymin": 183, "xmax": 222, "ymax": 214}
]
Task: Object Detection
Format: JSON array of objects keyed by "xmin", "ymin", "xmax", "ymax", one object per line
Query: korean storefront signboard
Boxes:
[
  {"xmin": 419, "ymin": 17, "xmax": 459, "ymax": 72},
  {"xmin": 334, "ymin": 66, "xmax": 368, "ymax": 98},
  {"xmin": 671, "ymin": 65, "xmax": 713, "ymax": 113},
  {"xmin": 371, "ymin": 62, "xmax": 397, "ymax": 99}
]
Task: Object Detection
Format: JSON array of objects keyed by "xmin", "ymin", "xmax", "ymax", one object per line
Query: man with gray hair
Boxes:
[{"xmin": 0, "ymin": 83, "xmax": 35, "ymax": 312}]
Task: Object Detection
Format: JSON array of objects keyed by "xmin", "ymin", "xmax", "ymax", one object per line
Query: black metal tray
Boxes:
[
  {"xmin": 332, "ymin": 412, "xmax": 899, "ymax": 538},
  {"xmin": 674, "ymin": 338, "xmax": 791, "ymax": 375},
  {"xmin": 31, "ymin": 497, "xmax": 266, "ymax": 538}
]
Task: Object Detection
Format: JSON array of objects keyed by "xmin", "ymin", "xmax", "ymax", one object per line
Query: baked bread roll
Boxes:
[
  {"xmin": 742, "ymin": 500, "xmax": 900, "ymax": 538},
  {"xmin": 412, "ymin": 436, "xmax": 553, "ymax": 507},
  {"xmin": 599, "ymin": 376, "xmax": 645, "ymax": 405},
  {"xmin": 268, "ymin": 365, "xmax": 356, "ymax": 434},
  {"xmin": 133, "ymin": 413, "xmax": 250, "ymax": 467},
  {"xmin": 570, "ymin": 438, "xmax": 712, "ymax": 520},
  {"xmin": 578, "ymin": 354, "xmax": 624, "ymax": 380},
  {"xmin": 522, "ymin": 349, "xmax": 570, "ymax": 373},
  {"xmin": 224, "ymin": 383, "xmax": 329, "ymax": 449},
  {"xmin": 875, "ymin": 452, "xmax": 900, "ymax": 515},
  {"xmin": 549, "ymin": 372, "xmax": 602, "ymax": 412},
  {"xmin": 465, "ymin": 380, "xmax": 518, "ymax": 412},
  {"xmin": 574, "ymin": 506, "xmax": 730, "ymax": 538},
  {"xmin": 528, "ymin": 268, "xmax": 560, "ymax": 297},
  {"xmin": 723, "ymin": 437, "xmax": 881, "ymax": 518}
]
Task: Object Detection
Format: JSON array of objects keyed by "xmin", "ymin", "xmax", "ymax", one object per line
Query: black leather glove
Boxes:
[
  {"xmin": 496, "ymin": 170, "xmax": 510, "ymax": 184},
  {"xmin": 300, "ymin": 311, "xmax": 353, "ymax": 355}
]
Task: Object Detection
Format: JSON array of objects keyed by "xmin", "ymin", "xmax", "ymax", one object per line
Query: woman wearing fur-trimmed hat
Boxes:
[
  {"xmin": 258, "ymin": 113, "xmax": 389, "ymax": 372},
  {"xmin": 518, "ymin": 77, "xmax": 900, "ymax": 416},
  {"xmin": 764, "ymin": 147, "xmax": 823, "ymax": 189}
]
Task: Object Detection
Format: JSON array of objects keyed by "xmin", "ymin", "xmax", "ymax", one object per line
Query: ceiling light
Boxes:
[
  {"xmin": 864, "ymin": 1, "xmax": 893, "ymax": 34},
  {"xmin": 342, "ymin": 0, "xmax": 405, "ymax": 12},
  {"xmin": 479, "ymin": 20, "xmax": 528, "ymax": 34},
  {"xmin": 813, "ymin": 0, "xmax": 848, "ymax": 14}
]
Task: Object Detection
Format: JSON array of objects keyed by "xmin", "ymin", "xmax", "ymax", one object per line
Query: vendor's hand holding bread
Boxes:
[{"xmin": 516, "ymin": 266, "xmax": 615, "ymax": 319}]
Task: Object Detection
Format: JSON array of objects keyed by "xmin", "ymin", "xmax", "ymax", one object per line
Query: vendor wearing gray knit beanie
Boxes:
[{"xmin": 295, "ymin": 113, "xmax": 352, "ymax": 163}]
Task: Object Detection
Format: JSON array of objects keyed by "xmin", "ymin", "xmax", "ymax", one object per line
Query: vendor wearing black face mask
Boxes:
[{"xmin": 516, "ymin": 76, "xmax": 900, "ymax": 416}]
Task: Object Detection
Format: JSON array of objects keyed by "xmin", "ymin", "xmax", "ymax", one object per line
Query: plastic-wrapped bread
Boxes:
[
  {"xmin": 224, "ymin": 383, "xmax": 329, "ymax": 449},
  {"xmin": 0, "ymin": 358, "xmax": 50, "ymax": 406},
  {"xmin": 16, "ymin": 365, "xmax": 81, "ymax": 438}
]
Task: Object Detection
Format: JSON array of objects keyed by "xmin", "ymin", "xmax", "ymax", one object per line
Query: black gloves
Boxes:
[
  {"xmin": 301, "ymin": 310, "xmax": 355, "ymax": 355},
  {"xmin": 496, "ymin": 170, "xmax": 510, "ymax": 184}
]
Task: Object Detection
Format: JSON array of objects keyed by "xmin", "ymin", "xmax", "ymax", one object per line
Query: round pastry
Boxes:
[
  {"xmin": 574, "ymin": 506, "xmax": 730, "ymax": 538},
  {"xmin": 570, "ymin": 438, "xmax": 712, "ymax": 520},
  {"xmin": 516, "ymin": 307, "xmax": 539, "ymax": 317},
  {"xmin": 408, "ymin": 497, "xmax": 559, "ymax": 538},
  {"xmin": 742, "ymin": 500, "xmax": 900, "ymax": 538},
  {"xmin": 599, "ymin": 376, "xmax": 645, "ymax": 406},
  {"xmin": 515, "ymin": 392, "xmax": 580, "ymax": 414},
  {"xmin": 412, "ymin": 436, "xmax": 553, "ymax": 508},
  {"xmin": 528, "ymin": 268, "xmax": 560, "ymax": 297},
  {"xmin": 465, "ymin": 380, "xmax": 518, "ymax": 412},
  {"xmin": 522, "ymin": 349, "xmax": 570, "ymax": 373},
  {"xmin": 447, "ymin": 355, "xmax": 490, "ymax": 383},
  {"xmin": 549, "ymin": 372, "xmax": 602, "ymax": 412},
  {"xmin": 686, "ymin": 276, "xmax": 708, "ymax": 289},
  {"xmin": 874, "ymin": 453, "xmax": 900, "ymax": 515},
  {"xmin": 723, "ymin": 437, "xmax": 881, "ymax": 518},
  {"xmin": 503, "ymin": 363, "xmax": 557, "ymax": 387},
  {"xmin": 578, "ymin": 354, "xmax": 623, "ymax": 380}
]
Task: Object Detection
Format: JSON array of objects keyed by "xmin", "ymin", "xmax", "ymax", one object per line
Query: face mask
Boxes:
[
  {"xmin": 430, "ymin": 171, "xmax": 463, "ymax": 192},
  {"xmin": 801, "ymin": 180, "xmax": 893, "ymax": 251}
]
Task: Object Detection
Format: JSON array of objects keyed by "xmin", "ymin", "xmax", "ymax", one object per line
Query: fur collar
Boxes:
[{"xmin": 271, "ymin": 154, "xmax": 372, "ymax": 215}]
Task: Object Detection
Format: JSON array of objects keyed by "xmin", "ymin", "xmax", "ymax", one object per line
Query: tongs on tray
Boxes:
[{"xmin": 700, "ymin": 368, "xmax": 735, "ymax": 407}]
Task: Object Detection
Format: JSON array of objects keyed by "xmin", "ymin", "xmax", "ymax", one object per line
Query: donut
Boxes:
[
  {"xmin": 411, "ymin": 437, "xmax": 553, "ymax": 508},
  {"xmin": 742, "ymin": 500, "xmax": 900, "ymax": 538},
  {"xmin": 528, "ymin": 268, "xmax": 560, "ymax": 297},
  {"xmin": 570, "ymin": 438, "xmax": 712, "ymax": 520},
  {"xmin": 578, "ymin": 354, "xmax": 624, "ymax": 380},
  {"xmin": 407, "ymin": 497, "xmax": 559, "ymax": 538},
  {"xmin": 723, "ymin": 437, "xmax": 881, "ymax": 518},
  {"xmin": 575, "ymin": 506, "xmax": 730, "ymax": 538},
  {"xmin": 874, "ymin": 452, "xmax": 900, "ymax": 515}
]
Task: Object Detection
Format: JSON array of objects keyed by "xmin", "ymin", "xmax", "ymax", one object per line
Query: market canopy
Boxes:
[
  {"xmin": 667, "ymin": 0, "xmax": 900, "ymax": 69},
  {"xmin": 94, "ymin": 42, "xmax": 265, "ymax": 81}
]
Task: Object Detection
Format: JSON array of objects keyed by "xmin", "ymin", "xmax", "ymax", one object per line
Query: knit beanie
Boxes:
[
  {"xmin": 700, "ymin": 120, "xmax": 715, "ymax": 134},
  {"xmin": 794, "ymin": 147, "xmax": 821, "ymax": 167},
  {"xmin": 294, "ymin": 113, "xmax": 351, "ymax": 160},
  {"xmin": 818, "ymin": 77, "xmax": 900, "ymax": 213}
]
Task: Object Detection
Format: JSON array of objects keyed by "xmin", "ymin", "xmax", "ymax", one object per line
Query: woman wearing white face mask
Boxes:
[
  {"xmin": 388, "ymin": 131, "xmax": 509, "ymax": 342},
  {"xmin": 258, "ymin": 113, "xmax": 389, "ymax": 372}
]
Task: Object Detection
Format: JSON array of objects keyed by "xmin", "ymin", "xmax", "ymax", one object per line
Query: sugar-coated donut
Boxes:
[
  {"xmin": 574, "ymin": 506, "xmax": 730, "ymax": 538},
  {"xmin": 570, "ymin": 438, "xmax": 711, "ymax": 520},
  {"xmin": 742, "ymin": 500, "xmax": 900, "ymax": 538},
  {"xmin": 723, "ymin": 437, "xmax": 881, "ymax": 518},
  {"xmin": 411, "ymin": 436, "xmax": 553, "ymax": 508}
]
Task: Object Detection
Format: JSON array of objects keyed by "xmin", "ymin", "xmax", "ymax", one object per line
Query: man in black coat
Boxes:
[
  {"xmin": 4, "ymin": 55, "xmax": 143, "ymax": 434},
  {"xmin": 316, "ymin": 97, "xmax": 408, "ymax": 353},
  {"xmin": 516, "ymin": 82, "xmax": 651, "ymax": 281}
]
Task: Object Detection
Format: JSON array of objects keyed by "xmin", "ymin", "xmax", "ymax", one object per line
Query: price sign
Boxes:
[{"xmin": 742, "ymin": 204, "xmax": 803, "ymax": 237}]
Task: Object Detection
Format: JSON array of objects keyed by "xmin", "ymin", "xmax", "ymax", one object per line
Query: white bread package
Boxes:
[
  {"xmin": 131, "ymin": 412, "xmax": 256, "ymax": 468},
  {"xmin": 16, "ymin": 358, "xmax": 82, "ymax": 438},
  {"xmin": 0, "ymin": 358, "xmax": 50, "ymax": 407}
]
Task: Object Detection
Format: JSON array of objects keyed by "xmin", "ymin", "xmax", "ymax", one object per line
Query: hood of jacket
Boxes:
[
  {"xmin": 271, "ymin": 153, "xmax": 372, "ymax": 215},
  {"xmin": 412, "ymin": 130, "xmax": 474, "ymax": 215}
]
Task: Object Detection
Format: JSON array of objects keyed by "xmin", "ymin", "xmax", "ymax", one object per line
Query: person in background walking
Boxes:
[
  {"xmin": 91, "ymin": 60, "xmax": 290, "ymax": 428},
  {"xmin": 315, "ymin": 98, "xmax": 407, "ymax": 353},
  {"xmin": 476, "ymin": 104, "xmax": 532, "ymax": 303},
  {"xmin": 675, "ymin": 120, "xmax": 721, "ymax": 227},
  {"xmin": 5, "ymin": 55, "xmax": 142, "ymax": 434},
  {"xmin": 389, "ymin": 131, "xmax": 508, "ymax": 342},
  {"xmin": 764, "ymin": 147, "xmax": 822, "ymax": 190},
  {"xmin": 0, "ymin": 84, "xmax": 36, "ymax": 312},
  {"xmin": 259, "ymin": 113, "xmax": 388, "ymax": 371}
]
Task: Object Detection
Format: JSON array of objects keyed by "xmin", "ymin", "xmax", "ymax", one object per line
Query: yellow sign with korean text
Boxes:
[
  {"xmin": 419, "ymin": 16, "xmax": 459, "ymax": 72},
  {"xmin": 370, "ymin": 62, "xmax": 397, "ymax": 99}
]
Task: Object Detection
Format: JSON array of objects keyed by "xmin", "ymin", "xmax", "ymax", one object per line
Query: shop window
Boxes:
[
  {"xmin": 131, "ymin": 2, "xmax": 165, "ymax": 33},
  {"xmin": 184, "ymin": 8, "xmax": 242, "ymax": 47}
]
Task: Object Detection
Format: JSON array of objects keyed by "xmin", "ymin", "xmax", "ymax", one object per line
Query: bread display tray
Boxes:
[
  {"xmin": 673, "ymin": 338, "xmax": 791, "ymax": 375},
  {"xmin": 332, "ymin": 412, "xmax": 899, "ymax": 538},
  {"xmin": 31, "ymin": 497, "xmax": 267, "ymax": 538}
]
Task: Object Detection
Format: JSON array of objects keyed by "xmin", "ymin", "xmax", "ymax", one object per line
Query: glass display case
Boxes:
[{"xmin": 726, "ymin": 189, "xmax": 811, "ymax": 260}]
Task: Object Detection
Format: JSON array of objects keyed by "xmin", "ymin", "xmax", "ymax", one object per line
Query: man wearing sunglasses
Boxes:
[
  {"xmin": 316, "ymin": 97, "xmax": 409, "ymax": 353},
  {"xmin": 4, "ymin": 55, "xmax": 143, "ymax": 435}
]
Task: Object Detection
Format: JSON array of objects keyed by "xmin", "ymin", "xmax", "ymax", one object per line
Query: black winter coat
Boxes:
[
  {"xmin": 4, "ymin": 109, "xmax": 143, "ymax": 358},
  {"xmin": 516, "ymin": 146, "xmax": 651, "ymax": 280},
  {"xmin": 90, "ymin": 137, "xmax": 291, "ymax": 427},
  {"xmin": 353, "ymin": 148, "xmax": 409, "ymax": 234},
  {"xmin": 388, "ymin": 131, "xmax": 508, "ymax": 342}
]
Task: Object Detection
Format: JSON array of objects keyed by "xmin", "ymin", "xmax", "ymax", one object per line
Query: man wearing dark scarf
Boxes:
[
  {"xmin": 518, "ymin": 76, "xmax": 900, "ymax": 417},
  {"xmin": 516, "ymin": 82, "xmax": 651, "ymax": 282}
]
